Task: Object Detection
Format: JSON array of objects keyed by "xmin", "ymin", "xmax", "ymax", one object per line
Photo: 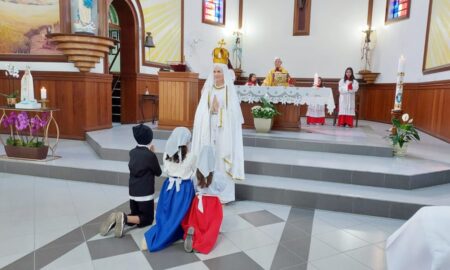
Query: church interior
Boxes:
[{"xmin": 0, "ymin": 0, "xmax": 450, "ymax": 269}]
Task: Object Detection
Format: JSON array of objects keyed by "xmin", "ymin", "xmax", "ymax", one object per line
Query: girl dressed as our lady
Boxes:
[{"xmin": 191, "ymin": 50, "xmax": 245, "ymax": 204}]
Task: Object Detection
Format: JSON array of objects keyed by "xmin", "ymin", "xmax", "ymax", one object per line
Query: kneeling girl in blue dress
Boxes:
[{"xmin": 141, "ymin": 127, "xmax": 196, "ymax": 252}]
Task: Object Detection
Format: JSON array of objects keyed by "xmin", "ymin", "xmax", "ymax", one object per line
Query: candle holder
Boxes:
[{"xmin": 40, "ymin": 99, "xmax": 49, "ymax": 109}]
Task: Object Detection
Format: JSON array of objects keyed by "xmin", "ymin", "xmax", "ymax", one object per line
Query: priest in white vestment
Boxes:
[{"xmin": 192, "ymin": 63, "xmax": 245, "ymax": 203}]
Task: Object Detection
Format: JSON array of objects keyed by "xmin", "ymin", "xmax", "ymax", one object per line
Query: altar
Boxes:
[{"xmin": 236, "ymin": 85, "xmax": 336, "ymax": 130}]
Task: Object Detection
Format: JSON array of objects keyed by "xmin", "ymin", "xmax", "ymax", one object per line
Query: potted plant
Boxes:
[
  {"xmin": 1, "ymin": 91, "xmax": 19, "ymax": 107},
  {"xmin": 388, "ymin": 113, "xmax": 420, "ymax": 156},
  {"xmin": 251, "ymin": 97, "xmax": 279, "ymax": 133},
  {"xmin": 2, "ymin": 64, "xmax": 20, "ymax": 106},
  {"xmin": 2, "ymin": 111, "xmax": 49, "ymax": 160}
]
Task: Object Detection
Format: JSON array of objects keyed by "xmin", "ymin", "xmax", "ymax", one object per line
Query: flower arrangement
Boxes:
[
  {"xmin": 251, "ymin": 97, "xmax": 280, "ymax": 119},
  {"xmin": 388, "ymin": 113, "xmax": 420, "ymax": 148},
  {"xmin": 2, "ymin": 111, "xmax": 49, "ymax": 148}
]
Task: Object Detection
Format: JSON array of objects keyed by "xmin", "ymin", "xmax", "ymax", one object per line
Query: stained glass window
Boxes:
[
  {"xmin": 202, "ymin": 0, "xmax": 225, "ymax": 26},
  {"xmin": 386, "ymin": 0, "xmax": 411, "ymax": 23}
]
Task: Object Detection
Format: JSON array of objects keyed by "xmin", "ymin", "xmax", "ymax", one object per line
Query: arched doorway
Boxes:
[{"xmin": 108, "ymin": 0, "xmax": 140, "ymax": 123}]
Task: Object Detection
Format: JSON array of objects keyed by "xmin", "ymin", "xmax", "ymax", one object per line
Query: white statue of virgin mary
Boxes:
[
  {"xmin": 20, "ymin": 66, "xmax": 35, "ymax": 102},
  {"xmin": 192, "ymin": 63, "xmax": 245, "ymax": 203}
]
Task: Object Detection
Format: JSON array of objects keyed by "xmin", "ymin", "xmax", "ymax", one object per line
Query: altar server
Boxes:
[
  {"xmin": 337, "ymin": 67, "xmax": 359, "ymax": 127},
  {"xmin": 306, "ymin": 75, "xmax": 326, "ymax": 125}
]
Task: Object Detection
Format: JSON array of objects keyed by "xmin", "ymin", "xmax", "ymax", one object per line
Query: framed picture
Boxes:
[
  {"xmin": 0, "ymin": 0, "xmax": 66, "ymax": 61},
  {"xmin": 202, "ymin": 0, "xmax": 226, "ymax": 27},
  {"xmin": 142, "ymin": 0, "xmax": 184, "ymax": 66},
  {"xmin": 70, "ymin": 0, "xmax": 98, "ymax": 35},
  {"xmin": 385, "ymin": 0, "xmax": 411, "ymax": 24},
  {"xmin": 423, "ymin": 0, "xmax": 450, "ymax": 74}
]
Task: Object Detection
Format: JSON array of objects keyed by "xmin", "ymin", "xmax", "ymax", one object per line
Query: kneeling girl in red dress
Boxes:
[{"xmin": 182, "ymin": 146, "xmax": 226, "ymax": 254}]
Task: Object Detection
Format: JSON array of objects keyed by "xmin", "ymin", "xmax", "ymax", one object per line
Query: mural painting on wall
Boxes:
[
  {"xmin": 71, "ymin": 0, "xmax": 98, "ymax": 35},
  {"xmin": 0, "ymin": 0, "xmax": 60, "ymax": 55},
  {"xmin": 423, "ymin": 0, "xmax": 450, "ymax": 73},
  {"xmin": 142, "ymin": 0, "xmax": 182, "ymax": 64}
]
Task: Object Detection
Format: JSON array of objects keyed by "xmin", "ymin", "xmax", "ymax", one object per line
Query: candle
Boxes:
[
  {"xmin": 313, "ymin": 73, "xmax": 319, "ymax": 87},
  {"xmin": 41, "ymin": 87, "xmax": 47, "ymax": 100},
  {"xmin": 397, "ymin": 55, "xmax": 405, "ymax": 73},
  {"xmin": 394, "ymin": 55, "xmax": 405, "ymax": 111}
]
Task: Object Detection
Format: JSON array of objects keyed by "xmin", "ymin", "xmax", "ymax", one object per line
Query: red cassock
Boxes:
[{"xmin": 182, "ymin": 195, "xmax": 223, "ymax": 254}]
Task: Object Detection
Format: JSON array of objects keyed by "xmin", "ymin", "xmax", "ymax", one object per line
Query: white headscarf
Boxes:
[
  {"xmin": 200, "ymin": 63, "xmax": 244, "ymax": 123},
  {"xmin": 197, "ymin": 146, "xmax": 215, "ymax": 177},
  {"xmin": 165, "ymin": 127, "xmax": 191, "ymax": 159}
]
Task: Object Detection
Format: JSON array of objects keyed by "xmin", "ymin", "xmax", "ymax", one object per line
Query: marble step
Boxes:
[
  {"xmin": 86, "ymin": 135, "xmax": 450, "ymax": 190},
  {"xmin": 0, "ymin": 156, "xmax": 436, "ymax": 220},
  {"xmin": 151, "ymin": 129, "xmax": 393, "ymax": 157}
]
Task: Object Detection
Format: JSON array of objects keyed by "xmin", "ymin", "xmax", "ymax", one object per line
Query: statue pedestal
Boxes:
[{"xmin": 15, "ymin": 101, "xmax": 41, "ymax": 109}]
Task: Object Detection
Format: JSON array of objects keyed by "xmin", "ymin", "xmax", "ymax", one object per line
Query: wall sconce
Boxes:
[{"xmin": 144, "ymin": 32, "xmax": 155, "ymax": 48}]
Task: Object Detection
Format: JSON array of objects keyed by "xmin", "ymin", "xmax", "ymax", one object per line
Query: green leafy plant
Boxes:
[
  {"xmin": 388, "ymin": 113, "xmax": 420, "ymax": 148},
  {"xmin": 1, "ymin": 91, "xmax": 19, "ymax": 98},
  {"xmin": 251, "ymin": 97, "xmax": 280, "ymax": 119}
]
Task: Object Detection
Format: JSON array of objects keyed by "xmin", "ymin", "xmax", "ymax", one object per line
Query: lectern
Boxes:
[{"xmin": 158, "ymin": 72, "xmax": 199, "ymax": 130}]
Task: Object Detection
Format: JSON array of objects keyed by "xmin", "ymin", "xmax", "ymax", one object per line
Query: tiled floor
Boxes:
[{"xmin": 1, "ymin": 173, "xmax": 405, "ymax": 270}]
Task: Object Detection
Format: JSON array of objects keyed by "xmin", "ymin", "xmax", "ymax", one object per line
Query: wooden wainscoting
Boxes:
[
  {"xmin": 0, "ymin": 71, "xmax": 113, "ymax": 139},
  {"xmin": 359, "ymin": 80, "xmax": 450, "ymax": 142}
]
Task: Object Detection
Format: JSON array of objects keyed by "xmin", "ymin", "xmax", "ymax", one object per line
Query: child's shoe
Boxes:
[
  {"xmin": 184, "ymin": 227, "xmax": 195, "ymax": 252},
  {"xmin": 99, "ymin": 212, "xmax": 117, "ymax": 236},
  {"xmin": 114, "ymin": 212, "xmax": 126, "ymax": 238}
]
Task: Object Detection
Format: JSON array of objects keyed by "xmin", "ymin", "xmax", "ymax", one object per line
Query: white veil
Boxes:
[{"xmin": 192, "ymin": 63, "xmax": 245, "ymax": 180}]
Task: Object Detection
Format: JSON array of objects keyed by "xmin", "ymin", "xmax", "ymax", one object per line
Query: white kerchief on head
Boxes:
[
  {"xmin": 197, "ymin": 145, "xmax": 215, "ymax": 177},
  {"xmin": 165, "ymin": 127, "xmax": 191, "ymax": 158}
]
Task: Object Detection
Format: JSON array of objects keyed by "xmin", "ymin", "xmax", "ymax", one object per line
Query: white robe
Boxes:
[
  {"xmin": 386, "ymin": 206, "xmax": 450, "ymax": 270},
  {"xmin": 338, "ymin": 79, "xmax": 359, "ymax": 116},
  {"xmin": 192, "ymin": 86, "xmax": 245, "ymax": 204}
]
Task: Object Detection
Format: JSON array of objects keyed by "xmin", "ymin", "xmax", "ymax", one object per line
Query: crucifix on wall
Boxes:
[{"xmin": 294, "ymin": 0, "xmax": 311, "ymax": 35}]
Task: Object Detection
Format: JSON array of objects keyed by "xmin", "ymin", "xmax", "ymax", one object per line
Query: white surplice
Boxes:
[{"xmin": 338, "ymin": 79, "xmax": 359, "ymax": 116}]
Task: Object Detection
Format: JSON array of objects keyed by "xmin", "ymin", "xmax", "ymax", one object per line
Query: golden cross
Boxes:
[{"xmin": 218, "ymin": 39, "xmax": 226, "ymax": 47}]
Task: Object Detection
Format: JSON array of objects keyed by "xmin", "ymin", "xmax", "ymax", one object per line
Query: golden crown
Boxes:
[{"xmin": 212, "ymin": 39, "xmax": 229, "ymax": 65}]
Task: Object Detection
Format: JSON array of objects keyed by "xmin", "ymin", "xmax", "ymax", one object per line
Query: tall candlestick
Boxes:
[
  {"xmin": 394, "ymin": 55, "xmax": 405, "ymax": 111},
  {"xmin": 41, "ymin": 87, "xmax": 47, "ymax": 100},
  {"xmin": 397, "ymin": 55, "xmax": 405, "ymax": 73}
]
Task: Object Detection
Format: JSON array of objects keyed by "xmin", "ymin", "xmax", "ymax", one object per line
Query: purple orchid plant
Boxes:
[{"xmin": 2, "ymin": 111, "xmax": 49, "ymax": 147}]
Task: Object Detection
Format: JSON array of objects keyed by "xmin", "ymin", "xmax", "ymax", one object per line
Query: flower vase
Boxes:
[
  {"xmin": 393, "ymin": 144, "xmax": 408, "ymax": 157},
  {"xmin": 4, "ymin": 145, "xmax": 49, "ymax": 160},
  {"xmin": 254, "ymin": 118, "xmax": 273, "ymax": 133}
]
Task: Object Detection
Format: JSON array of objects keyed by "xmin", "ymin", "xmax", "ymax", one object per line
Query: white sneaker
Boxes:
[
  {"xmin": 184, "ymin": 227, "xmax": 194, "ymax": 253},
  {"xmin": 114, "ymin": 212, "xmax": 125, "ymax": 238},
  {"xmin": 99, "ymin": 212, "xmax": 117, "ymax": 236}
]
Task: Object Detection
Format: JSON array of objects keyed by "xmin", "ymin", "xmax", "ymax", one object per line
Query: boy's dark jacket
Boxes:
[{"xmin": 128, "ymin": 146, "xmax": 162, "ymax": 197}]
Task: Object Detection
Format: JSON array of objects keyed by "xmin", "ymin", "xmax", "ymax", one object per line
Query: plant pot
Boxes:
[
  {"xmin": 4, "ymin": 145, "xmax": 49, "ymax": 160},
  {"xmin": 6, "ymin": 97, "xmax": 17, "ymax": 107},
  {"xmin": 254, "ymin": 118, "xmax": 273, "ymax": 133},
  {"xmin": 393, "ymin": 144, "xmax": 408, "ymax": 157}
]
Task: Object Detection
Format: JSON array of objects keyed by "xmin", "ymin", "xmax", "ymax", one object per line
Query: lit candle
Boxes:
[
  {"xmin": 397, "ymin": 55, "xmax": 405, "ymax": 73},
  {"xmin": 41, "ymin": 87, "xmax": 47, "ymax": 100},
  {"xmin": 313, "ymin": 73, "xmax": 319, "ymax": 87}
]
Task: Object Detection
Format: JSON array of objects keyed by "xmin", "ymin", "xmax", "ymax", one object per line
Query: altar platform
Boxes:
[{"xmin": 1, "ymin": 119, "xmax": 450, "ymax": 220}]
